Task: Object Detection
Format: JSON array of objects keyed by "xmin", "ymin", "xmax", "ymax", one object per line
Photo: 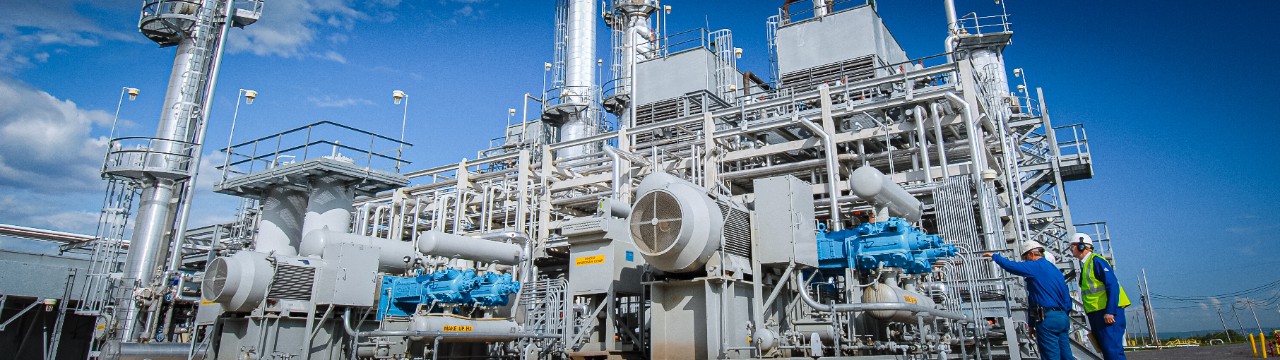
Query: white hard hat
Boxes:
[
  {"xmin": 1020, "ymin": 240, "xmax": 1046, "ymax": 255},
  {"xmin": 1073, "ymin": 233, "xmax": 1093, "ymax": 246}
]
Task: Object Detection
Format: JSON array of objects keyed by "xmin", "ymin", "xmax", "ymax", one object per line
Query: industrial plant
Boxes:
[{"xmin": 0, "ymin": 0, "xmax": 1120, "ymax": 359}]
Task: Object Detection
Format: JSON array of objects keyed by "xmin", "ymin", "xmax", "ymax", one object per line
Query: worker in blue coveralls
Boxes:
[
  {"xmin": 1070, "ymin": 233, "xmax": 1130, "ymax": 360},
  {"xmin": 984, "ymin": 240, "xmax": 1074, "ymax": 360}
]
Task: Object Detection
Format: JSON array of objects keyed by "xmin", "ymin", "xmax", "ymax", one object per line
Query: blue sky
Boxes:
[{"xmin": 0, "ymin": 1, "xmax": 1276, "ymax": 333}]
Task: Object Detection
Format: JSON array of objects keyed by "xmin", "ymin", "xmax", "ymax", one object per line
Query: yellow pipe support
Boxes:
[
  {"xmin": 1265, "ymin": 331, "xmax": 1270, "ymax": 359},
  {"xmin": 1252, "ymin": 334, "xmax": 1259, "ymax": 358}
]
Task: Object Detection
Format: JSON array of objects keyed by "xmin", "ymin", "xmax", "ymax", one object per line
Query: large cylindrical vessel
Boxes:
[
  {"xmin": 849, "ymin": 166, "xmax": 923, "ymax": 222},
  {"xmin": 860, "ymin": 281, "xmax": 938, "ymax": 322},
  {"xmin": 409, "ymin": 314, "xmax": 524, "ymax": 342},
  {"xmin": 557, "ymin": 0, "xmax": 598, "ymax": 160},
  {"xmin": 416, "ymin": 231, "xmax": 522, "ymax": 265}
]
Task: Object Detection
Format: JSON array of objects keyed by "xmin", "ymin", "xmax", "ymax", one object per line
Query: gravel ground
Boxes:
[{"xmin": 1126, "ymin": 343, "xmax": 1260, "ymax": 360}]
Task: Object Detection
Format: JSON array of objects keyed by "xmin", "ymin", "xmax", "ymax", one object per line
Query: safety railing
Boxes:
[
  {"xmin": 543, "ymin": 84, "xmax": 602, "ymax": 111},
  {"xmin": 1073, "ymin": 222, "xmax": 1114, "ymax": 264},
  {"xmin": 102, "ymin": 137, "xmax": 198, "ymax": 180},
  {"xmin": 957, "ymin": 12, "xmax": 1011, "ymax": 36},
  {"xmin": 645, "ymin": 27, "xmax": 709, "ymax": 59},
  {"xmin": 777, "ymin": 0, "xmax": 868, "ymax": 26},
  {"xmin": 217, "ymin": 120, "xmax": 410, "ymax": 182},
  {"xmin": 1053, "ymin": 123, "xmax": 1091, "ymax": 161}
]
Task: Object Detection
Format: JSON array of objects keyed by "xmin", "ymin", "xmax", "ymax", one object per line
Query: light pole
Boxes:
[
  {"xmin": 393, "ymin": 90, "xmax": 408, "ymax": 172},
  {"xmin": 220, "ymin": 89, "xmax": 257, "ymax": 180},
  {"xmin": 505, "ymin": 108, "xmax": 516, "ymax": 143},
  {"xmin": 542, "ymin": 62, "xmax": 552, "ymax": 101},
  {"xmin": 108, "ymin": 87, "xmax": 140, "ymax": 140}
]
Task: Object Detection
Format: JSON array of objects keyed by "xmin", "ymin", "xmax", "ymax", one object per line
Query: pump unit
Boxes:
[{"xmin": 817, "ymin": 217, "xmax": 958, "ymax": 274}]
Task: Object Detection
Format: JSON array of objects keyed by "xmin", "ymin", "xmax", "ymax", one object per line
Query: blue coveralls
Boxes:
[
  {"xmin": 1084, "ymin": 255, "xmax": 1127, "ymax": 360},
  {"xmin": 993, "ymin": 254, "xmax": 1076, "ymax": 360}
]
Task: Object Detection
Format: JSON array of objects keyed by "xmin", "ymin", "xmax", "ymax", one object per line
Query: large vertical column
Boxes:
[
  {"xmin": 116, "ymin": 179, "xmax": 175, "ymax": 340},
  {"xmin": 298, "ymin": 177, "xmax": 355, "ymax": 256},
  {"xmin": 557, "ymin": 0, "xmax": 597, "ymax": 160},
  {"xmin": 115, "ymin": 0, "xmax": 223, "ymax": 341},
  {"xmin": 256, "ymin": 187, "xmax": 308, "ymax": 256}
]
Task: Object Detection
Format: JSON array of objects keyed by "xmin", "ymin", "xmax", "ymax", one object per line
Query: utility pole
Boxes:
[
  {"xmin": 1217, "ymin": 307, "xmax": 1234, "ymax": 342},
  {"xmin": 1138, "ymin": 269, "xmax": 1160, "ymax": 345},
  {"xmin": 1245, "ymin": 299, "xmax": 1265, "ymax": 335},
  {"xmin": 1235, "ymin": 306, "xmax": 1249, "ymax": 336}
]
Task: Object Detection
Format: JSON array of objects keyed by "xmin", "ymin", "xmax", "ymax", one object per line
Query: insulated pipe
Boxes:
[
  {"xmin": 943, "ymin": 92, "xmax": 984, "ymax": 173},
  {"xmin": 931, "ymin": 103, "xmax": 950, "ymax": 178},
  {"xmin": 795, "ymin": 117, "xmax": 842, "ymax": 231},
  {"xmin": 796, "ymin": 274, "xmax": 965, "ymax": 321},
  {"xmin": 417, "ymin": 230, "xmax": 522, "ymax": 265},
  {"xmin": 255, "ymin": 186, "xmax": 307, "ymax": 256},
  {"xmin": 944, "ymin": 0, "xmax": 958, "ymax": 35},
  {"xmin": 299, "ymin": 230, "xmax": 413, "ymax": 272},
  {"xmin": 604, "ymin": 146, "xmax": 622, "ymax": 196},
  {"xmin": 913, "ymin": 106, "xmax": 933, "ymax": 181},
  {"xmin": 103, "ymin": 342, "xmax": 207, "ymax": 360}
]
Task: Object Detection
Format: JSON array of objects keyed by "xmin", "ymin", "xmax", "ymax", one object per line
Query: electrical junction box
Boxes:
[
  {"xmin": 316, "ymin": 241, "xmax": 380, "ymax": 306},
  {"xmin": 752, "ymin": 175, "xmax": 819, "ymax": 267},
  {"xmin": 563, "ymin": 215, "xmax": 645, "ymax": 296}
]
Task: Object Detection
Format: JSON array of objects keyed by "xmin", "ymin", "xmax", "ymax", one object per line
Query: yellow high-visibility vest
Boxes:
[{"xmin": 1080, "ymin": 252, "xmax": 1131, "ymax": 313}]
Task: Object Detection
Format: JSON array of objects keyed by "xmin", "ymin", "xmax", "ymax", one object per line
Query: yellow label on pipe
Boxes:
[
  {"xmin": 575, "ymin": 254, "xmax": 605, "ymax": 266},
  {"xmin": 903, "ymin": 295, "xmax": 918, "ymax": 304},
  {"xmin": 442, "ymin": 325, "xmax": 473, "ymax": 332}
]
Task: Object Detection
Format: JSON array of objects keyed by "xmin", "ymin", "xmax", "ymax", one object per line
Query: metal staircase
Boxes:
[{"xmin": 1006, "ymin": 90, "xmax": 1101, "ymax": 360}]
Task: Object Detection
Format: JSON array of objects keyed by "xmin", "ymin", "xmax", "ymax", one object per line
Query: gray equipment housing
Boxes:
[{"xmin": 751, "ymin": 175, "xmax": 819, "ymax": 267}]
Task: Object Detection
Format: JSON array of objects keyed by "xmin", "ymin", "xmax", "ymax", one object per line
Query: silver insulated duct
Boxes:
[{"xmin": 555, "ymin": 0, "xmax": 598, "ymax": 160}]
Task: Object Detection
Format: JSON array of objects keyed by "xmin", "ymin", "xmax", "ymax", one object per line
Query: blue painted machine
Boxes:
[
  {"xmin": 817, "ymin": 217, "xmax": 957, "ymax": 274},
  {"xmin": 377, "ymin": 268, "xmax": 521, "ymax": 319}
]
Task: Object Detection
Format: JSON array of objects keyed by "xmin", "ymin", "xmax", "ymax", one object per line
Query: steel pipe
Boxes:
[
  {"xmin": 795, "ymin": 117, "xmax": 842, "ymax": 230},
  {"xmin": 913, "ymin": 106, "xmax": 933, "ymax": 181},
  {"xmin": 796, "ymin": 275, "xmax": 965, "ymax": 321}
]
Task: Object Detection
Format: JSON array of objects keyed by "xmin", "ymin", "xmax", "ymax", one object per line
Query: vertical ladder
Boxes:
[
  {"xmin": 77, "ymin": 178, "xmax": 139, "ymax": 316},
  {"xmin": 708, "ymin": 29, "xmax": 735, "ymax": 103}
]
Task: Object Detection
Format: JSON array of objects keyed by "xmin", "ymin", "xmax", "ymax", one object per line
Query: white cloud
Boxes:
[
  {"xmin": 0, "ymin": 77, "xmax": 112, "ymax": 192},
  {"xmin": 307, "ymin": 95, "xmax": 374, "ymax": 108},
  {"xmin": 319, "ymin": 50, "xmax": 348, "ymax": 64},
  {"xmin": 0, "ymin": 1, "xmax": 140, "ymax": 73},
  {"xmin": 0, "ymin": 194, "xmax": 99, "ymax": 234},
  {"xmin": 226, "ymin": 0, "xmax": 399, "ymax": 60}
]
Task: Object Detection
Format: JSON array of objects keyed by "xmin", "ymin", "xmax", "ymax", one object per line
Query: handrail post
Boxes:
[{"xmin": 303, "ymin": 125, "xmax": 312, "ymax": 161}]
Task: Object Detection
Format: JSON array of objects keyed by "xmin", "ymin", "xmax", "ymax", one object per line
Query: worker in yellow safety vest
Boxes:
[{"xmin": 1071, "ymin": 233, "xmax": 1131, "ymax": 360}]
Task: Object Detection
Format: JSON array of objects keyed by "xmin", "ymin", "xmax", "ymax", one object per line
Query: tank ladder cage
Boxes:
[
  {"xmin": 217, "ymin": 120, "xmax": 412, "ymax": 182},
  {"xmin": 102, "ymin": 136, "xmax": 199, "ymax": 180}
]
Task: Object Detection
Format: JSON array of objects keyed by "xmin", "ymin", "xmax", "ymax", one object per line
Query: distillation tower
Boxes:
[{"xmin": 74, "ymin": 1, "xmax": 1117, "ymax": 359}]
